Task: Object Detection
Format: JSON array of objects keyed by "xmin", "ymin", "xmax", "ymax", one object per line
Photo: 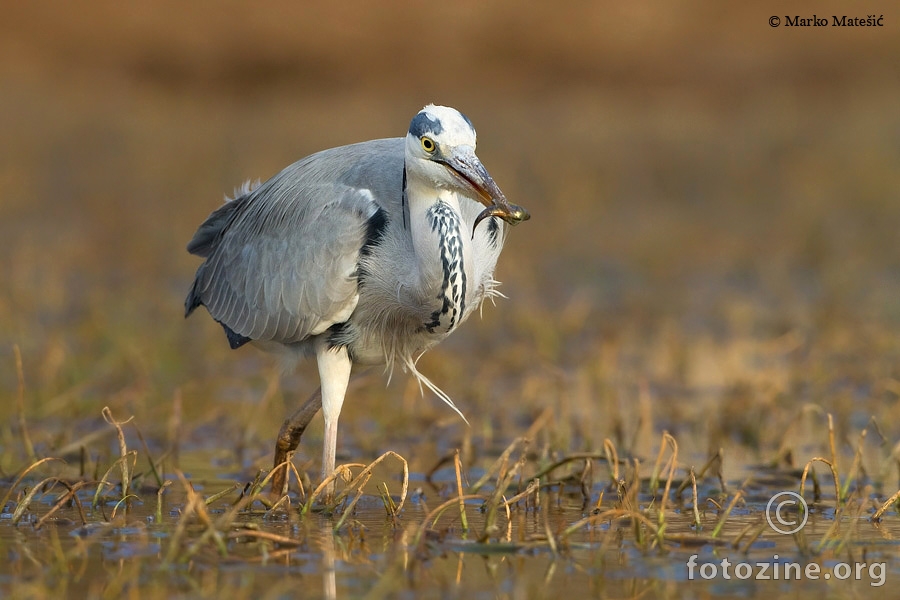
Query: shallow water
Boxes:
[{"xmin": 3, "ymin": 465, "xmax": 900, "ymax": 599}]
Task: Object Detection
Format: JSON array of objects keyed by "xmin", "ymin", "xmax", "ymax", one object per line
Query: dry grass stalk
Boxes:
[
  {"xmin": 252, "ymin": 456, "xmax": 306, "ymax": 508},
  {"xmin": 205, "ymin": 483, "xmax": 241, "ymax": 505},
  {"xmin": 227, "ymin": 528, "xmax": 303, "ymax": 547},
  {"xmin": 689, "ymin": 467, "xmax": 701, "ymax": 530},
  {"xmin": 841, "ymin": 429, "xmax": 867, "ymax": 502},
  {"xmin": 305, "ymin": 464, "xmax": 365, "ymax": 512},
  {"xmin": 811, "ymin": 488, "xmax": 869, "ymax": 555},
  {"xmin": 12, "ymin": 477, "xmax": 61, "ymax": 524},
  {"xmin": 333, "ymin": 472, "xmax": 371, "ymax": 532},
  {"xmin": 872, "ymin": 487, "xmax": 900, "ymax": 521},
  {"xmin": 827, "ymin": 413, "xmax": 837, "ymax": 473},
  {"xmin": 480, "ymin": 457, "xmax": 524, "ymax": 542},
  {"xmin": 502, "ymin": 478, "xmax": 540, "ymax": 508},
  {"xmin": 34, "ymin": 481, "xmax": 88, "ymax": 530},
  {"xmin": 298, "ymin": 451, "xmax": 409, "ymax": 516},
  {"xmin": 603, "ymin": 438, "xmax": 619, "ymax": 484},
  {"xmin": 737, "ymin": 524, "xmax": 767, "ymax": 553},
  {"xmin": 0, "ymin": 457, "xmax": 61, "ymax": 511},
  {"xmin": 542, "ymin": 494, "xmax": 558, "ymax": 555},
  {"xmin": 269, "ymin": 455, "xmax": 293, "ymax": 500},
  {"xmin": 132, "ymin": 423, "xmax": 164, "ymax": 488},
  {"xmin": 91, "ymin": 452, "xmax": 137, "ymax": 510},
  {"xmin": 377, "ymin": 482, "xmax": 397, "ymax": 517},
  {"xmin": 101, "ymin": 406, "xmax": 135, "ymax": 501},
  {"xmin": 454, "ymin": 449, "xmax": 469, "ymax": 532},
  {"xmin": 109, "ymin": 493, "xmax": 139, "ymax": 520},
  {"xmin": 675, "ymin": 447, "xmax": 723, "ymax": 498},
  {"xmin": 13, "ymin": 345, "xmax": 36, "ymax": 463},
  {"xmin": 650, "ymin": 431, "xmax": 677, "ymax": 496},
  {"xmin": 411, "ymin": 494, "xmax": 486, "ymax": 548},
  {"xmin": 562, "ymin": 508, "xmax": 660, "ymax": 541},
  {"xmin": 332, "ymin": 451, "xmax": 408, "ymax": 513},
  {"xmin": 711, "ymin": 489, "xmax": 745, "ymax": 539},
  {"xmin": 155, "ymin": 480, "xmax": 172, "ymax": 522},
  {"xmin": 799, "ymin": 457, "xmax": 841, "ymax": 510},
  {"xmin": 531, "ymin": 452, "xmax": 609, "ymax": 482},
  {"xmin": 730, "ymin": 521, "xmax": 759, "ymax": 548},
  {"xmin": 469, "ymin": 437, "xmax": 525, "ymax": 493},
  {"xmin": 173, "ymin": 471, "xmax": 228, "ymax": 561},
  {"xmin": 655, "ymin": 433, "xmax": 679, "ymax": 545},
  {"xmin": 267, "ymin": 492, "xmax": 292, "ymax": 513}
]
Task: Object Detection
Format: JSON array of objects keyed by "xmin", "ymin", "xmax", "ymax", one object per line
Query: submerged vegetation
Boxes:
[{"xmin": 4, "ymin": 386, "xmax": 900, "ymax": 597}]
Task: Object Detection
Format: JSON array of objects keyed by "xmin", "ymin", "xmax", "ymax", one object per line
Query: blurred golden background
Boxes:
[{"xmin": 1, "ymin": 1, "xmax": 899, "ymax": 479}]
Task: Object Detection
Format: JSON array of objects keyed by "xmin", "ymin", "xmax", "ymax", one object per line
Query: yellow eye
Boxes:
[{"xmin": 421, "ymin": 137, "xmax": 436, "ymax": 153}]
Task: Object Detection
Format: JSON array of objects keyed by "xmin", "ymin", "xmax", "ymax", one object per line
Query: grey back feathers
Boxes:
[{"xmin": 186, "ymin": 139, "xmax": 401, "ymax": 346}]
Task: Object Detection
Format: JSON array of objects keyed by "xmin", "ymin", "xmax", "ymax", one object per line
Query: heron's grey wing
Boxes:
[{"xmin": 187, "ymin": 179, "xmax": 383, "ymax": 346}]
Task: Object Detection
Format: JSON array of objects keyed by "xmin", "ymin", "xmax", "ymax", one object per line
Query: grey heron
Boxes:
[{"xmin": 185, "ymin": 105, "xmax": 529, "ymax": 496}]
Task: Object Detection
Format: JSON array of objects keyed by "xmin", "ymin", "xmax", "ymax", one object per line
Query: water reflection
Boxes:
[
  {"xmin": 2, "ymin": 477, "xmax": 900, "ymax": 598},
  {"xmin": 321, "ymin": 532, "xmax": 336, "ymax": 600}
]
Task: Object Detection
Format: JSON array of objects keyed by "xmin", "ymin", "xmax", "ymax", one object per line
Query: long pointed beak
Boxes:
[{"xmin": 440, "ymin": 149, "xmax": 530, "ymax": 230}]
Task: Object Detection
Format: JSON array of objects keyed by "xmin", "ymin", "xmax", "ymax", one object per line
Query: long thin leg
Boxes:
[
  {"xmin": 270, "ymin": 365, "xmax": 372, "ymax": 498},
  {"xmin": 317, "ymin": 342, "xmax": 352, "ymax": 497}
]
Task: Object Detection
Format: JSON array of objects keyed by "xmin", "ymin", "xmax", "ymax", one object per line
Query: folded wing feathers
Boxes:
[{"xmin": 189, "ymin": 175, "xmax": 377, "ymax": 345}]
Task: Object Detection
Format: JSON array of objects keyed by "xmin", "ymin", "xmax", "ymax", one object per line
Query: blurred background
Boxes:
[{"xmin": 1, "ymin": 1, "xmax": 899, "ymax": 481}]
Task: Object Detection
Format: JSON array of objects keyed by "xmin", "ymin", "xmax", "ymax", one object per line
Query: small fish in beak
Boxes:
[{"xmin": 439, "ymin": 147, "xmax": 531, "ymax": 233}]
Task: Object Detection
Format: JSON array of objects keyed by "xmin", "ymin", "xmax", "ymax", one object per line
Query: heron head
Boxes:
[{"xmin": 405, "ymin": 105, "xmax": 530, "ymax": 228}]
